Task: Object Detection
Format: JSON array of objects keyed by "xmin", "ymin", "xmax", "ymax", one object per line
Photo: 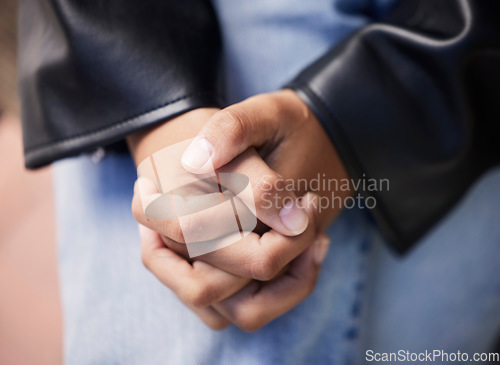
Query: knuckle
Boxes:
[
  {"xmin": 250, "ymin": 253, "xmax": 281, "ymax": 281},
  {"xmin": 269, "ymin": 93, "xmax": 288, "ymax": 118},
  {"xmin": 298, "ymin": 269, "xmax": 320, "ymax": 298},
  {"xmin": 181, "ymin": 281, "xmax": 213, "ymax": 308},
  {"xmin": 304, "ymin": 276, "xmax": 319, "ymax": 297},
  {"xmin": 207, "ymin": 319, "xmax": 230, "ymax": 331},
  {"xmin": 154, "ymin": 220, "xmax": 185, "ymax": 243},
  {"xmin": 233, "ymin": 311, "xmax": 264, "ymax": 333},
  {"xmin": 140, "ymin": 247, "xmax": 152, "ymax": 271},
  {"xmin": 274, "ymin": 91, "xmax": 302, "ymax": 122},
  {"xmin": 219, "ymin": 108, "xmax": 248, "ymax": 144},
  {"xmin": 176, "ymin": 214, "xmax": 203, "ymax": 241},
  {"xmin": 131, "ymin": 196, "xmax": 143, "ymax": 221},
  {"xmin": 253, "ymin": 173, "xmax": 284, "ymax": 206},
  {"xmin": 253, "ymin": 174, "xmax": 277, "ymax": 195},
  {"xmin": 237, "ymin": 320, "xmax": 261, "ymax": 333}
]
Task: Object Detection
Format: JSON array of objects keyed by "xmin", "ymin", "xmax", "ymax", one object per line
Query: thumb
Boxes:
[{"xmin": 181, "ymin": 94, "xmax": 283, "ymax": 174}]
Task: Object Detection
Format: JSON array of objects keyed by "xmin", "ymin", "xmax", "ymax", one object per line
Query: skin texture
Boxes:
[{"xmin": 127, "ymin": 90, "xmax": 350, "ymax": 331}]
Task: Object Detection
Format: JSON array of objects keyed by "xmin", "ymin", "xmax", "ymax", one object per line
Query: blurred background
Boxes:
[{"xmin": 0, "ymin": 0, "xmax": 62, "ymax": 363}]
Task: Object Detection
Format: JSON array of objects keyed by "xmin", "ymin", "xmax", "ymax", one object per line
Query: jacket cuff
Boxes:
[
  {"xmin": 19, "ymin": 0, "xmax": 223, "ymax": 169},
  {"xmin": 288, "ymin": 80, "xmax": 414, "ymax": 253},
  {"xmin": 286, "ymin": 0, "xmax": 500, "ymax": 252},
  {"xmin": 23, "ymin": 93, "xmax": 222, "ymax": 169}
]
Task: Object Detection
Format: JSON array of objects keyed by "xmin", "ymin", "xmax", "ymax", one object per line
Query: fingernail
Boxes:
[
  {"xmin": 279, "ymin": 200, "xmax": 309, "ymax": 235},
  {"xmin": 314, "ymin": 236, "xmax": 330, "ymax": 265},
  {"xmin": 181, "ymin": 138, "xmax": 214, "ymax": 170}
]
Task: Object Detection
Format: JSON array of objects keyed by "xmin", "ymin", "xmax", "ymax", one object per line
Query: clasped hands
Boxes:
[{"xmin": 128, "ymin": 90, "xmax": 350, "ymax": 331}]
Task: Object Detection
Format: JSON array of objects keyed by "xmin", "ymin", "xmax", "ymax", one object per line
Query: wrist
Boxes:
[{"xmin": 126, "ymin": 108, "xmax": 219, "ymax": 166}]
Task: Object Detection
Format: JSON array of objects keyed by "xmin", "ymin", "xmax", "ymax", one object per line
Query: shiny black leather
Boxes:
[
  {"xmin": 19, "ymin": 0, "xmax": 500, "ymax": 252},
  {"xmin": 19, "ymin": 0, "xmax": 223, "ymax": 168},
  {"xmin": 288, "ymin": 0, "xmax": 500, "ymax": 252}
]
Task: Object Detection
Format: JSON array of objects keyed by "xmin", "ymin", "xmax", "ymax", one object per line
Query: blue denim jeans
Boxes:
[
  {"xmin": 55, "ymin": 153, "xmax": 375, "ymax": 364},
  {"xmin": 363, "ymin": 167, "xmax": 500, "ymax": 357},
  {"xmin": 54, "ymin": 0, "xmax": 500, "ymax": 363}
]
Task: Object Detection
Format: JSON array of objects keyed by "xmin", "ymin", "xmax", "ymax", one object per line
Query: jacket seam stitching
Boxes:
[{"xmin": 24, "ymin": 91, "xmax": 221, "ymax": 154}]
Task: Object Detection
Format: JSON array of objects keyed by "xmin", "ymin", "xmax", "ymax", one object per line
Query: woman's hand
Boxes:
[
  {"xmin": 138, "ymin": 195, "xmax": 330, "ymax": 332},
  {"xmin": 179, "ymin": 89, "xmax": 352, "ymax": 233},
  {"xmin": 131, "ymin": 90, "xmax": 350, "ymax": 268},
  {"xmin": 128, "ymin": 89, "xmax": 350, "ymax": 330}
]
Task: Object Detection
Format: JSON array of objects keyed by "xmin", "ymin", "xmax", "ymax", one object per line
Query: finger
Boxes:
[
  {"xmin": 213, "ymin": 233, "xmax": 331, "ymax": 332},
  {"xmin": 136, "ymin": 187, "xmax": 320, "ymax": 280},
  {"xmin": 194, "ymin": 193, "xmax": 321, "ymax": 280},
  {"xmin": 133, "ymin": 148, "xmax": 309, "ymax": 245},
  {"xmin": 180, "ymin": 91, "xmax": 304, "ymax": 174},
  {"xmin": 190, "ymin": 306, "xmax": 231, "ymax": 331},
  {"xmin": 132, "ymin": 177, "xmax": 184, "ymax": 243},
  {"xmin": 139, "ymin": 224, "xmax": 251, "ymax": 308},
  {"xmin": 133, "ymin": 176, "xmax": 243, "ymax": 244},
  {"xmin": 218, "ymin": 148, "xmax": 309, "ymax": 236}
]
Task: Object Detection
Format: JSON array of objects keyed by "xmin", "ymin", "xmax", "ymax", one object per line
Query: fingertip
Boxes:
[
  {"xmin": 313, "ymin": 233, "xmax": 330, "ymax": 265},
  {"xmin": 315, "ymin": 232, "xmax": 330, "ymax": 244}
]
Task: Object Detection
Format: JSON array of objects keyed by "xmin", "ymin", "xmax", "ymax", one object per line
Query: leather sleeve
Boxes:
[
  {"xmin": 19, "ymin": 0, "xmax": 223, "ymax": 168},
  {"xmin": 287, "ymin": 0, "xmax": 500, "ymax": 253}
]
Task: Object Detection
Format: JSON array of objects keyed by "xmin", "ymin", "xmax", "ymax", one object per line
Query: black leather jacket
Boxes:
[{"xmin": 19, "ymin": 0, "xmax": 500, "ymax": 253}]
